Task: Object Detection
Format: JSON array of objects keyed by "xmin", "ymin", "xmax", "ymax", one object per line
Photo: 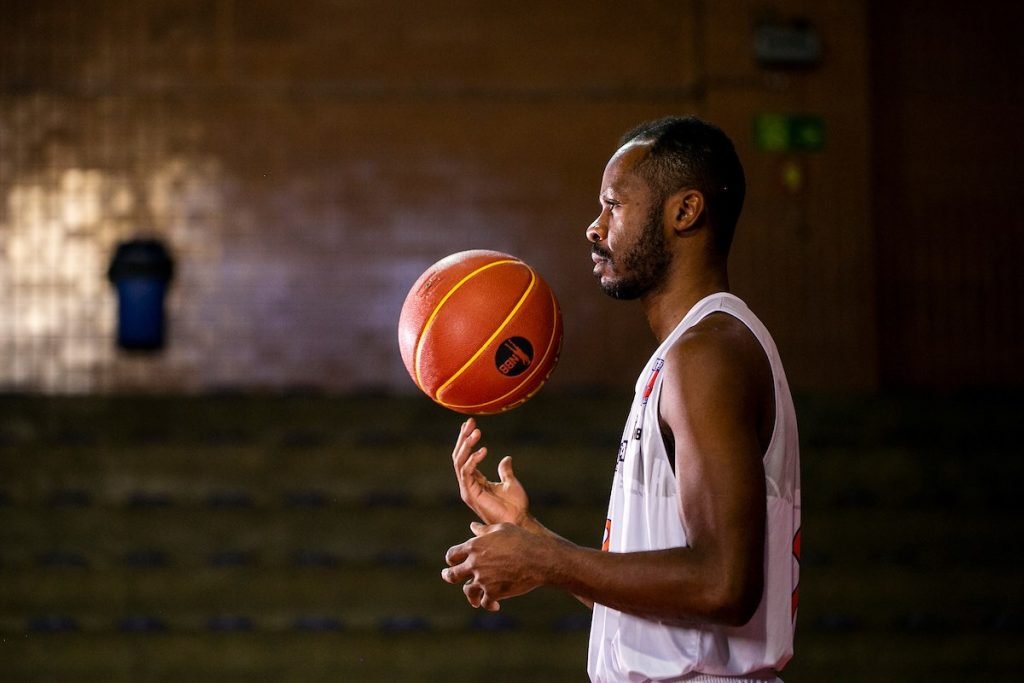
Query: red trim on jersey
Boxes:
[
  {"xmin": 641, "ymin": 359, "xmax": 664, "ymax": 406},
  {"xmin": 791, "ymin": 527, "xmax": 802, "ymax": 620}
]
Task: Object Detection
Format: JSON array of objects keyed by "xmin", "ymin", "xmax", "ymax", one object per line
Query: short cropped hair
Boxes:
[{"xmin": 619, "ymin": 116, "xmax": 746, "ymax": 256}]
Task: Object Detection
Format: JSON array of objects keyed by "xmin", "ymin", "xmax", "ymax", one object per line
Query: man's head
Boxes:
[
  {"xmin": 587, "ymin": 116, "xmax": 745, "ymax": 300},
  {"xmin": 618, "ymin": 116, "xmax": 746, "ymax": 257}
]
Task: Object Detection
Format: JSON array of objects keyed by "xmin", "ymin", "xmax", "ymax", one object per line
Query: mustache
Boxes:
[{"xmin": 591, "ymin": 244, "xmax": 612, "ymax": 260}]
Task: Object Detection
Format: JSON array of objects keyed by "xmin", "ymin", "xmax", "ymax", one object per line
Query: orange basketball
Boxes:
[{"xmin": 398, "ymin": 249, "xmax": 563, "ymax": 415}]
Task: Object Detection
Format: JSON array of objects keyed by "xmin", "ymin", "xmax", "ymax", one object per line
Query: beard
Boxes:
[{"xmin": 596, "ymin": 202, "xmax": 672, "ymax": 300}]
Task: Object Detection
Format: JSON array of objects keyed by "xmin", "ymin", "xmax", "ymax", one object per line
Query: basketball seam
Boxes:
[
  {"xmin": 413, "ymin": 259, "xmax": 521, "ymax": 392},
  {"xmin": 440, "ymin": 287, "xmax": 560, "ymax": 414},
  {"xmin": 433, "ymin": 265, "xmax": 537, "ymax": 405}
]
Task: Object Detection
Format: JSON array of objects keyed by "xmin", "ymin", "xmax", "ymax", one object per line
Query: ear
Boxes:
[{"xmin": 665, "ymin": 189, "xmax": 705, "ymax": 236}]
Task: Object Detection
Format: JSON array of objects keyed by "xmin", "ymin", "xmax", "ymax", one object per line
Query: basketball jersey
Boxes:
[{"xmin": 587, "ymin": 292, "xmax": 801, "ymax": 682}]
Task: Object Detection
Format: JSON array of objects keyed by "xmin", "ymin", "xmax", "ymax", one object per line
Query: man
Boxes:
[{"xmin": 441, "ymin": 116, "xmax": 801, "ymax": 682}]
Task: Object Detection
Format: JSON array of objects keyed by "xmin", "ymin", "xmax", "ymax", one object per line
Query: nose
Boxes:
[{"xmin": 586, "ymin": 215, "xmax": 605, "ymax": 244}]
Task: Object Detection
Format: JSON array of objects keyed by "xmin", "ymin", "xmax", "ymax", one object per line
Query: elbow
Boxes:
[
  {"xmin": 705, "ymin": 572, "xmax": 763, "ymax": 627},
  {"xmin": 711, "ymin": 593, "xmax": 760, "ymax": 628}
]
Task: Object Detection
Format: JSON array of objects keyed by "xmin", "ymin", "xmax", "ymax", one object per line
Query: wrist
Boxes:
[
  {"xmin": 519, "ymin": 513, "xmax": 544, "ymax": 534},
  {"xmin": 533, "ymin": 531, "xmax": 582, "ymax": 592}
]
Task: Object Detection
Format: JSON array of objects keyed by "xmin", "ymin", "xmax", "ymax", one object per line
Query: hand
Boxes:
[
  {"xmin": 452, "ymin": 418, "xmax": 529, "ymax": 526},
  {"xmin": 441, "ymin": 522, "xmax": 545, "ymax": 611}
]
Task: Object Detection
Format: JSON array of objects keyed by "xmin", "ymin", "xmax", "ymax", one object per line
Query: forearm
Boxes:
[
  {"xmin": 521, "ymin": 516, "xmax": 735, "ymax": 619},
  {"xmin": 537, "ymin": 539, "xmax": 755, "ymax": 626}
]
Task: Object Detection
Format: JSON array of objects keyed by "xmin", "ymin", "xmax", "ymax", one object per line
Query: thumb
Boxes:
[
  {"xmin": 470, "ymin": 521, "xmax": 500, "ymax": 537},
  {"xmin": 497, "ymin": 455, "xmax": 517, "ymax": 484}
]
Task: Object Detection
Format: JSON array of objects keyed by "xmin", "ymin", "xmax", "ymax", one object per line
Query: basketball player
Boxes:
[{"xmin": 441, "ymin": 116, "xmax": 801, "ymax": 682}]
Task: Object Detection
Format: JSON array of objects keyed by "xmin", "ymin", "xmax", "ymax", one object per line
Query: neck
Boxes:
[{"xmin": 641, "ymin": 265, "xmax": 730, "ymax": 342}]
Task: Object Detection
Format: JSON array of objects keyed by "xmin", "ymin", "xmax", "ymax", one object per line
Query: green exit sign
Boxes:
[{"xmin": 754, "ymin": 114, "xmax": 826, "ymax": 152}]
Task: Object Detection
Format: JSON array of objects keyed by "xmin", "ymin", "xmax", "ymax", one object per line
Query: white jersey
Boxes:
[{"xmin": 587, "ymin": 292, "xmax": 801, "ymax": 682}]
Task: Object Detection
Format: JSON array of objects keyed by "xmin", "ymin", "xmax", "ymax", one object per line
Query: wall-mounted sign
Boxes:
[
  {"xmin": 754, "ymin": 114, "xmax": 826, "ymax": 152},
  {"xmin": 754, "ymin": 22, "xmax": 822, "ymax": 67}
]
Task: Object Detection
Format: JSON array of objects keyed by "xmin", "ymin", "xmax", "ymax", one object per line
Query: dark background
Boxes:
[{"xmin": 1, "ymin": 0, "xmax": 1022, "ymax": 680}]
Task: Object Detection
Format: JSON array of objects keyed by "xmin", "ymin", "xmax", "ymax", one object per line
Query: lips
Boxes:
[
  {"xmin": 591, "ymin": 246, "xmax": 611, "ymax": 277},
  {"xmin": 591, "ymin": 246, "xmax": 611, "ymax": 264}
]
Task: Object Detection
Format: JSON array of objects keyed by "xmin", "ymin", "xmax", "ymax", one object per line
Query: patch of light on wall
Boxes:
[{"xmin": 1, "ymin": 169, "xmax": 125, "ymax": 392}]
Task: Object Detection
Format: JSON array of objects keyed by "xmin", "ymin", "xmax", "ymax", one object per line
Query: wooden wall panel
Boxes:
[
  {"xmin": 870, "ymin": 0, "xmax": 1024, "ymax": 388},
  {"xmin": 706, "ymin": 0, "xmax": 876, "ymax": 390},
  {"xmin": 0, "ymin": 0, "xmax": 883, "ymax": 393}
]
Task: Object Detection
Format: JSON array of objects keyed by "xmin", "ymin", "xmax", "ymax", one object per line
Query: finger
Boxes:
[
  {"xmin": 457, "ymin": 450, "xmax": 488, "ymax": 501},
  {"xmin": 481, "ymin": 595, "xmax": 502, "ymax": 612},
  {"xmin": 497, "ymin": 455, "xmax": 516, "ymax": 484},
  {"xmin": 452, "ymin": 427, "xmax": 482, "ymax": 471},
  {"xmin": 452, "ymin": 419, "xmax": 473, "ymax": 455},
  {"xmin": 445, "ymin": 542, "xmax": 469, "ymax": 567},
  {"xmin": 461, "ymin": 418, "xmax": 478, "ymax": 444},
  {"xmin": 441, "ymin": 563, "xmax": 471, "ymax": 585},
  {"xmin": 469, "ymin": 521, "xmax": 487, "ymax": 536},
  {"xmin": 463, "ymin": 580, "xmax": 484, "ymax": 608},
  {"xmin": 458, "ymin": 447, "xmax": 487, "ymax": 484}
]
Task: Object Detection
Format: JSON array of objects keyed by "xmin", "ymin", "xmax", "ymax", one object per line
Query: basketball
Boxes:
[{"xmin": 398, "ymin": 249, "xmax": 563, "ymax": 415}]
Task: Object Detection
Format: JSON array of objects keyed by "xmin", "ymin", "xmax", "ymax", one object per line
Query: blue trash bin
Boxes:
[{"xmin": 107, "ymin": 239, "xmax": 174, "ymax": 351}]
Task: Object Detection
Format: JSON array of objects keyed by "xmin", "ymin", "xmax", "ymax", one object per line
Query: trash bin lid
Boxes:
[{"xmin": 108, "ymin": 238, "xmax": 174, "ymax": 282}]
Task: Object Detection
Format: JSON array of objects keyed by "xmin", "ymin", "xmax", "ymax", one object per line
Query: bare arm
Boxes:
[{"xmin": 443, "ymin": 318, "xmax": 770, "ymax": 626}]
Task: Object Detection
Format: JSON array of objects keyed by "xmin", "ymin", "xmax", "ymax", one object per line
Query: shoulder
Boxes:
[
  {"xmin": 664, "ymin": 312, "xmax": 765, "ymax": 387},
  {"xmin": 659, "ymin": 311, "xmax": 772, "ymax": 432}
]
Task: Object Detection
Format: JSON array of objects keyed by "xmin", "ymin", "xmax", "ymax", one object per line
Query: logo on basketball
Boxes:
[{"xmin": 495, "ymin": 337, "xmax": 534, "ymax": 376}]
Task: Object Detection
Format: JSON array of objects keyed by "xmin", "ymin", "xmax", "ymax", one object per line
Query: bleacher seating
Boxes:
[{"xmin": 0, "ymin": 392, "xmax": 1020, "ymax": 681}]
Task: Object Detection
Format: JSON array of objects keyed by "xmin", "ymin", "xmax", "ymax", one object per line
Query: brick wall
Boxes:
[{"xmin": 0, "ymin": 0, "xmax": 876, "ymax": 393}]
